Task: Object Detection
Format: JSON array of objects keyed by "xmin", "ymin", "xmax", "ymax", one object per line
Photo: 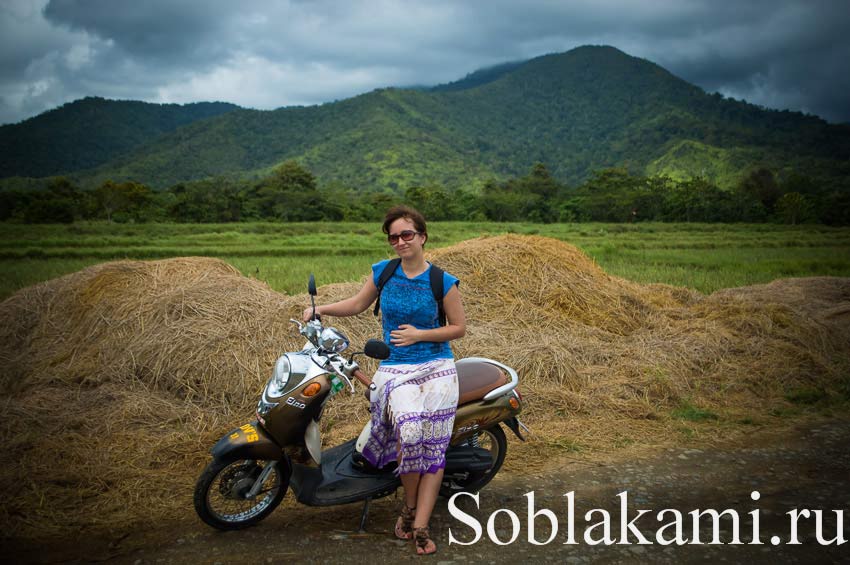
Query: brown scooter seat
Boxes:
[{"xmin": 457, "ymin": 360, "xmax": 509, "ymax": 405}]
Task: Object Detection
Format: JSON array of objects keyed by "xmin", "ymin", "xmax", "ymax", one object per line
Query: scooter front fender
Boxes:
[{"xmin": 211, "ymin": 421, "xmax": 283, "ymax": 462}]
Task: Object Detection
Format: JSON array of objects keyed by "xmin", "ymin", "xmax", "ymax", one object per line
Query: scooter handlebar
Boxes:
[{"xmin": 352, "ymin": 368, "xmax": 376, "ymax": 391}]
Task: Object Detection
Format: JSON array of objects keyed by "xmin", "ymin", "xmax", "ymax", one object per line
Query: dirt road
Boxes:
[{"xmin": 6, "ymin": 417, "xmax": 849, "ymax": 564}]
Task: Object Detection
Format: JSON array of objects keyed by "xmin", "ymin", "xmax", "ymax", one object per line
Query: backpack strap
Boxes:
[
  {"xmin": 429, "ymin": 263, "xmax": 446, "ymax": 327},
  {"xmin": 372, "ymin": 259, "xmax": 447, "ymax": 327},
  {"xmin": 373, "ymin": 258, "xmax": 402, "ymax": 317}
]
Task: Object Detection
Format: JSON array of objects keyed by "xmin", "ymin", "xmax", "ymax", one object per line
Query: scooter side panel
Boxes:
[
  {"xmin": 451, "ymin": 395, "xmax": 521, "ymax": 444},
  {"xmin": 263, "ymin": 374, "xmax": 331, "ymax": 446},
  {"xmin": 211, "ymin": 421, "xmax": 283, "ymax": 461}
]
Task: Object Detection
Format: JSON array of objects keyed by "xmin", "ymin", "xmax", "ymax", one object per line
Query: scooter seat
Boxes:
[{"xmin": 456, "ymin": 360, "xmax": 509, "ymax": 405}]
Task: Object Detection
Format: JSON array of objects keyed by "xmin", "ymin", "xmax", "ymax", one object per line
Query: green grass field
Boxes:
[{"xmin": 2, "ymin": 221, "xmax": 850, "ymax": 300}]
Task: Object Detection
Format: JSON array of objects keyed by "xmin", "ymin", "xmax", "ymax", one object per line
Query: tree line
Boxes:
[{"xmin": 2, "ymin": 160, "xmax": 848, "ymax": 225}]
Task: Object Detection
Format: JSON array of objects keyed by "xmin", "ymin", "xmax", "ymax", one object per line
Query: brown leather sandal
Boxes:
[
  {"xmin": 394, "ymin": 503, "xmax": 416, "ymax": 540},
  {"xmin": 414, "ymin": 526, "xmax": 436, "ymax": 555}
]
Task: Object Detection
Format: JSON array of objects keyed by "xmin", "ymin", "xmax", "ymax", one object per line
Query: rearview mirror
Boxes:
[
  {"xmin": 364, "ymin": 339, "xmax": 390, "ymax": 360},
  {"xmin": 308, "ymin": 274, "xmax": 317, "ymax": 296}
]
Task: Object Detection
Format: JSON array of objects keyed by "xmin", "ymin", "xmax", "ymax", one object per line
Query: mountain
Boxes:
[
  {"xmin": 429, "ymin": 60, "xmax": 526, "ymax": 92},
  {"xmin": 0, "ymin": 97, "xmax": 239, "ymax": 178},
  {"xmin": 3, "ymin": 46, "xmax": 848, "ymax": 191}
]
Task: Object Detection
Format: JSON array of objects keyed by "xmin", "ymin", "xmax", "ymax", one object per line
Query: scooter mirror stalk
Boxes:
[
  {"xmin": 308, "ymin": 274, "xmax": 318, "ymax": 319},
  {"xmin": 348, "ymin": 339, "xmax": 390, "ymax": 363}
]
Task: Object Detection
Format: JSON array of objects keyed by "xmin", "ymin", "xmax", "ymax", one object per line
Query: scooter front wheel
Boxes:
[
  {"xmin": 194, "ymin": 458, "xmax": 288, "ymax": 530},
  {"xmin": 440, "ymin": 425, "xmax": 507, "ymax": 497}
]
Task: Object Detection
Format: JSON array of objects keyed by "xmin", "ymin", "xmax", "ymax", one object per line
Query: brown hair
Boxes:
[{"xmin": 382, "ymin": 205, "xmax": 428, "ymax": 247}]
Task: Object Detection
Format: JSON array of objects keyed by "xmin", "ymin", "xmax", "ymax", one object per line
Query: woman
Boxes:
[{"xmin": 302, "ymin": 205, "xmax": 465, "ymax": 556}]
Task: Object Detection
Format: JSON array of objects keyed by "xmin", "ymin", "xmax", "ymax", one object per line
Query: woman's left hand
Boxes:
[{"xmin": 390, "ymin": 324, "xmax": 422, "ymax": 346}]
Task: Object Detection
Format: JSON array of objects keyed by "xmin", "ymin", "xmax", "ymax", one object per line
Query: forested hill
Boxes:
[
  {"xmin": 5, "ymin": 46, "xmax": 849, "ymax": 191},
  {"xmin": 0, "ymin": 97, "xmax": 238, "ymax": 178}
]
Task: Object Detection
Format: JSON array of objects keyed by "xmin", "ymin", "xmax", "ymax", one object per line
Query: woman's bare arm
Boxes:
[{"xmin": 302, "ymin": 277, "xmax": 379, "ymax": 321}]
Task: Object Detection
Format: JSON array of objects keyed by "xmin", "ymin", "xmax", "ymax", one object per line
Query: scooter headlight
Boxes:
[{"xmin": 267, "ymin": 355, "xmax": 291, "ymax": 397}]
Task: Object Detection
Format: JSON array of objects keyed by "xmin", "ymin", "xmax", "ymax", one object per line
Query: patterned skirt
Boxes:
[{"xmin": 361, "ymin": 358, "xmax": 458, "ymax": 475}]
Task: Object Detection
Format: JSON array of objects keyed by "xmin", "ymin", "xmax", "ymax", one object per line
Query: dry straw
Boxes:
[{"xmin": 1, "ymin": 235, "xmax": 848, "ymax": 540}]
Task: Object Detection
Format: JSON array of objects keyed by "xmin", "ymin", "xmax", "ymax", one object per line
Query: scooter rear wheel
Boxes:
[
  {"xmin": 440, "ymin": 425, "xmax": 507, "ymax": 497},
  {"xmin": 194, "ymin": 458, "xmax": 288, "ymax": 530}
]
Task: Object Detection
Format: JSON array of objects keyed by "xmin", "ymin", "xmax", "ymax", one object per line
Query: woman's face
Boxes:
[{"xmin": 387, "ymin": 217, "xmax": 426, "ymax": 259}]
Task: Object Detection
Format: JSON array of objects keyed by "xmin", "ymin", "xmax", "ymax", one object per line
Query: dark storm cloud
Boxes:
[
  {"xmin": 43, "ymin": 0, "xmax": 235, "ymax": 66},
  {"xmin": 645, "ymin": 0, "xmax": 850, "ymax": 121},
  {"xmin": 1, "ymin": 0, "xmax": 848, "ymax": 125}
]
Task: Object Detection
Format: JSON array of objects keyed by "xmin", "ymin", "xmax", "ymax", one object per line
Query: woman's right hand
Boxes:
[{"xmin": 302, "ymin": 306, "xmax": 319, "ymax": 322}]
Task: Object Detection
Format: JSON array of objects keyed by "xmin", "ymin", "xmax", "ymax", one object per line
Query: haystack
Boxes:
[{"xmin": 1, "ymin": 235, "xmax": 848, "ymax": 541}]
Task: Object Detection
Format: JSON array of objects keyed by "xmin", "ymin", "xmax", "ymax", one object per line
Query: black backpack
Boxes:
[{"xmin": 373, "ymin": 258, "xmax": 447, "ymax": 326}]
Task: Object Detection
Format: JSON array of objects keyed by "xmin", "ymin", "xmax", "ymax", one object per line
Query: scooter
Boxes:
[{"xmin": 193, "ymin": 275, "xmax": 528, "ymax": 531}]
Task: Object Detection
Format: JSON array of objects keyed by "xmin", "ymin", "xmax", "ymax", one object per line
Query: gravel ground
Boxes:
[{"xmin": 5, "ymin": 417, "xmax": 849, "ymax": 564}]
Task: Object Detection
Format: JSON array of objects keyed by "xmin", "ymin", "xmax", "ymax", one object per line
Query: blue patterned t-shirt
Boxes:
[{"xmin": 371, "ymin": 260, "xmax": 460, "ymax": 365}]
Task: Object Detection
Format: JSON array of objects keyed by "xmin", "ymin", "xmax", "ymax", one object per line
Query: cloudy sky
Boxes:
[{"xmin": 2, "ymin": 0, "xmax": 849, "ymax": 126}]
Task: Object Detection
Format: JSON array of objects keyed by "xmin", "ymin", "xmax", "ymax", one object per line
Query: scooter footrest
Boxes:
[{"xmin": 352, "ymin": 451, "xmax": 397, "ymax": 474}]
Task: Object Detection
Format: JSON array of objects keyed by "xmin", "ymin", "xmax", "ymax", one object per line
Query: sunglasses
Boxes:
[{"xmin": 387, "ymin": 230, "xmax": 422, "ymax": 245}]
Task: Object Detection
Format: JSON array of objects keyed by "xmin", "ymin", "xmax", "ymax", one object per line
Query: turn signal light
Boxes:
[
  {"xmin": 303, "ymin": 382, "xmax": 321, "ymax": 397},
  {"xmin": 509, "ymin": 397, "xmax": 519, "ymax": 410}
]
